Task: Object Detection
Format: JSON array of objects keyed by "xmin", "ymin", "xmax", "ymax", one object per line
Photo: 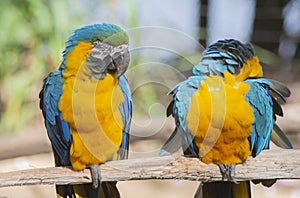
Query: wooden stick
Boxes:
[{"xmin": 0, "ymin": 149, "xmax": 299, "ymax": 188}]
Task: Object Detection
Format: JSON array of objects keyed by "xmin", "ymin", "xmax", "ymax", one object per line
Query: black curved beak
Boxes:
[
  {"xmin": 110, "ymin": 44, "xmax": 130, "ymax": 77},
  {"xmin": 86, "ymin": 42, "xmax": 130, "ymax": 79}
]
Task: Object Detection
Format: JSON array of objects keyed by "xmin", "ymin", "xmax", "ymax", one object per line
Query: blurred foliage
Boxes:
[
  {"xmin": 0, "ymin": 0, "xmax": 85, "ymax": 134},
  {"xmin": 0, "ymin": 0, "xmax": 160, "ymax": 134}
]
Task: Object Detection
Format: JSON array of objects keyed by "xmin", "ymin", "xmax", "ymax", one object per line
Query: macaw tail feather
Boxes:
[
  {"xmin": 159, "ymin": 127, "xmax": 183, "ymax": 156},
  {"xmin": 56, "ymin": 182, "xmax": 120, "ymax": 198},
  {"xmin": 194, "ymin": 181, "xmax": 251, "ymax": 198},
  {"xmin": 99, "ymin": 182, "xmax": 120, "ymax": 198},
  {"xmin": 271, "ymin": 124, "xmax": 293, "ymax": 149}
]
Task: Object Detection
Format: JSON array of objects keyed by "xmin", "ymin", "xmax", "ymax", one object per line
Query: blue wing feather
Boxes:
[
  {"xmin": 118, "ymin": 75, "xmax": 132, "ymax": 160},
  {"xmin": 245, "ymin": 78, "xmax": 274, "ymax": 157},
  {"xmin": 39, "ymin": 70, "xmax": 71, "ymax": 166},
  {"xmin": 160, "ymin": 75, "xmax": 203, "ymax": 156},
  {"xmin": 40, "ymin": 72, "xmax": 132, "ymax": 163}
]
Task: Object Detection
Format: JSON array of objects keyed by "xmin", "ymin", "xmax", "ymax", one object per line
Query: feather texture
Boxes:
[
  {"xmin": 40, "ymin": 23, "xmax": 132, "ymax": 198},
  {"xmin": 160, "ymin": 39, "xmax": 292, "ymax": 198}
]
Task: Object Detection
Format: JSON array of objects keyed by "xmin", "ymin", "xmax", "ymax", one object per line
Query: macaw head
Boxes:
[
  {"xmin": 193, "ymin": 39, "xmax": 263, "ymax": 79},
  {"xmin": 60, "ymin": 23, "xmax": 130, "ymax": 79}
]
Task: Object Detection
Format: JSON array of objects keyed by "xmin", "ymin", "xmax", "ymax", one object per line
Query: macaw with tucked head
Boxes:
[
  {"xmin": 160, "ymin": 39, "xmax": 292, "ymax": 198},
  {"xmin": 39, "ymin": 23, "xmax": 132, "ymax": 198}
]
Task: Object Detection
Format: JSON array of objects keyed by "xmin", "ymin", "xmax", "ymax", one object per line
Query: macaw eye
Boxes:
[{"xmin": 92, "ymin": 40, "xmax": 102, "ymax": 48}]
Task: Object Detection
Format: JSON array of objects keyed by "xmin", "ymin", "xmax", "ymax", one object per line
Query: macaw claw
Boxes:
[
  {"xmin": 218, "ymin": 164, "xmax": 238, "ymax": 184},
  {"xmin": 87, "ymin": 164, "xmax": 101, "ymax": 189}
]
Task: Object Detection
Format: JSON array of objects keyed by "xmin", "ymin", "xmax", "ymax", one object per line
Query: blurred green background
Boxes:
[{"xmin": 0, "ymin": 0, "xmax": 82, "ymax": 133}]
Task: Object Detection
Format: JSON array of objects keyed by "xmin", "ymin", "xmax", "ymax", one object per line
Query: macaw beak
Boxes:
[
  {"xmin": 86, "ymin": 42, "xmax": 130, "ymax": 79},
  {"xmin": 109, "ymin": 44, "xmax": 130, "ymax": 77}
]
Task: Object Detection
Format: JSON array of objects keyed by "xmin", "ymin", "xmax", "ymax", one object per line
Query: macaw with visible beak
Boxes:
[{"xmin": 40, "ymin": 23, "xmax": 132, "ymax": 198}]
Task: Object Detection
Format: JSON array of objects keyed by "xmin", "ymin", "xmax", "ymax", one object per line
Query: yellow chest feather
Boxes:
[
  {"xmin": 58, "ymin": 42, "xmax": 124, "ymax": 170},
  {"xmin": 186, "ymin": 72, "xmax": 254, "ymax": 165},
  {"xmin": 59, "ymin": 73, "xmax": 123, "ymax": 170}
]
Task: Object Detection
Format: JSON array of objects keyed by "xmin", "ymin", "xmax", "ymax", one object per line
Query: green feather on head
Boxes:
[
  {"xmin": 59, "ymin": 23, "xmax": 128, "ymax": 70},
  {"xmin": 70, "ymin": 23, "xmax": 129, "ymax": 46}
]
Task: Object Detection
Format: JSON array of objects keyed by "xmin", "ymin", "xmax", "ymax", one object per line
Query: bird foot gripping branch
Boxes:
[
  {"xmin": 218, "ymin": 164, "xmax": 238, "ymax": 184},
  {"xmin": 87, "ymin": 165, "xmax": 102, "ymax": 189}
]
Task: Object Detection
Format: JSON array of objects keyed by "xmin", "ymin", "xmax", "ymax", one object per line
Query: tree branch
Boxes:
[{"xmin": 0, "ymin": 149, "xmax": 299, "ymax": 188}]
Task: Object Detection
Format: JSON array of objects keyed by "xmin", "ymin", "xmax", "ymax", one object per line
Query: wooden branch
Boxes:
[{"xmin": 0, "ymin": 149, "xmax": 299, "ymax": 188}]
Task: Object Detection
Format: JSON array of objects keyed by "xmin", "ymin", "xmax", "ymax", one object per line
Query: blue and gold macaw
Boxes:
[
  {"xmin": 160, "ymin": 39, "xmax": 292, "ymax": 198},
  {"xmin": 39, "ymin": 23, "xmax": 132, "ymax": 198}
]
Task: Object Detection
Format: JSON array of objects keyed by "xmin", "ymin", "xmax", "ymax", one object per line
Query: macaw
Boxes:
[
  {"xmin": 160, "ymin": 39, "xmax": 292, "ymax": 198},
  {"xmin": 39, "ymin": 23, "xmax": 132, "ymax": 198}
]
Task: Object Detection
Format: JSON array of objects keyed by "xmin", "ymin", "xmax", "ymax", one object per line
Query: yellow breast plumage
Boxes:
[
  {"xmin": 58, "ymin": 42, "xmax": 123, "ymax": 170},
  {"xmin": 186, "ymin": 71, "xmax": 254, "ymax": 165}
]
